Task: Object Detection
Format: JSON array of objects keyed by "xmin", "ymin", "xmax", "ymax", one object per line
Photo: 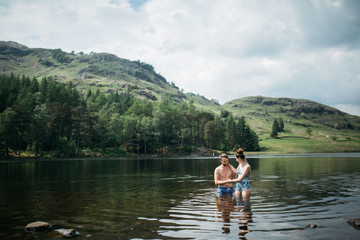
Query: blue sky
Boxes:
[
  {"xmin": 0, "ymin": 0, "xmax": 360, "ymax": 116},
  {"xmin": 128, "ymin": 0, "xmax": 147, "ymax": 11}
]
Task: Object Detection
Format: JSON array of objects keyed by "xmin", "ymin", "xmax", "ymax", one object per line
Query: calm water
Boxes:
[{"xmin": 1, "ymin": 153, "xmax": 360, "ymax": 240}]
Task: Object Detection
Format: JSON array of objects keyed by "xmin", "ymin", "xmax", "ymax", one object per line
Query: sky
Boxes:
[{"xmin": 1, "ymin": 0, "xmax": 360, "ymax": 116}]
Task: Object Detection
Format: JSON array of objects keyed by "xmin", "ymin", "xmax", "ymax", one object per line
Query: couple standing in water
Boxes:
[
  {"xmin": 214, "ymin": 148, "xmax": 252, "ymax": 236},
  {"xmin": 214, "ymin": 148, "xmax": 251, "ymax": 199}
]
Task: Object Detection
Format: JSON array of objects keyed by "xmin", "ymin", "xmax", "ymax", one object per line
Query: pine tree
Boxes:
[
  {"xmin": 204, "ymin": 117, "xmax": 225, "ymax": 149},
  {"xmin": 306, "ymin": 128, "xmax": 312, "ymax": 138},
  {"xmin": 270, "ymin": 119, "xmax": 279, "ymax": 138},
  {"xmin": 30, "ymin": 104, "xmax": 50, "ymax": 156},
  {"xmin": 278, "ymin": 117, "xmax": 284, "ymax": 132},
  {"xmin": 225, "ymin": 113, "xmax": 237, "ymax": 150},
  {"xmin": 0, "ymin": 108, "xmax": 17, "ymax": 156}
]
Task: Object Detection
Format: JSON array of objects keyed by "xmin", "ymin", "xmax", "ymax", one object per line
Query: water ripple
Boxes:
[{"xmin": 153, "ymin": 177, "xmax": 360, "ymax": 240}]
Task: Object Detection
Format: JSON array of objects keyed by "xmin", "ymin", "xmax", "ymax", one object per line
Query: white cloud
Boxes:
[{"xmin": 0, "ymin": 0, "xmax": 359, "ymax": 116}]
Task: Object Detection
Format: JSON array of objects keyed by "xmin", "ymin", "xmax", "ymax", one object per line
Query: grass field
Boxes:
[{"xmin": 258, "ymin": 136, "xmax": 360, "ymax": 153}]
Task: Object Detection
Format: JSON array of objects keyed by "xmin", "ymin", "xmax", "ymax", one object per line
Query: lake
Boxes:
[{"xmin": 1, "ymin": 153, "xmax": 360, "ymax": 239}]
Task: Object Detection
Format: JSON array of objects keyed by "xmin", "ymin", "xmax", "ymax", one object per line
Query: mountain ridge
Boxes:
[
  {"xmin": 0, "ymin": 40, "xmax": 185, "ymax": 102},
  {"xmin": 0, "ymin": 40, "xmax": 354, "ymax": 114}
]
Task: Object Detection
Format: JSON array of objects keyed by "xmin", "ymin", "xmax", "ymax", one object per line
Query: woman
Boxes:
[{"xmin": 229, "ymin": 148, "xmax": 251, "ymax": 198}]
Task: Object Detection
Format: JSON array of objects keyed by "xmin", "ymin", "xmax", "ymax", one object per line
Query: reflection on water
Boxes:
[
  {"xmin": 216, "ymin": 196, "xmax": 234, "ymax": 234},
  {"xmin": 215, "ymin": 196, "xmax": 253, "ymax": 238},
  {"xmin": 0, "ymin": 154, "xmax": 360, "ymax": 239},
  {"xmin": 236, "ymin": 197, "xmax": 252, "ymax": 238}
]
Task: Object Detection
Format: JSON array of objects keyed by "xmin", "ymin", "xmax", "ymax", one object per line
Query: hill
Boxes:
[
  {"xmin": 0, "ymin": 40, "xmax": 222, "ymax": 113},
  {"xmin": 223, "ymin": 96, "xmax": 360, "ymax": 152},
  {"xmin": 0, "ymin": 40, "xmax": 186, "ymax": 102},
  {"xmin": 1, "ymin": 41, "xmax": 359, "ymax": 153}
]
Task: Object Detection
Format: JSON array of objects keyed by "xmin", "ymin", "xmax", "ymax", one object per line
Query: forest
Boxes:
[{"xmin": 0, "ymin": 73, "xmax": 259, "ymax": 157}]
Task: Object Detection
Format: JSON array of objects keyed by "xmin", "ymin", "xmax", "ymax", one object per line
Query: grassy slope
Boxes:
[
  {"xmin": 221, "ymin": 96, "xmax": 360, "ymax": 153},
  {"xmin": 0, "ymin": 41, "xmax": 183, "ymax": 102},
  {"xmin": 182, "ymin": 94, "xmax": 360, "ymax": 153},
  {"xmin": 184, "ymin": 93, "xmax": 222, "ymax": 114}
]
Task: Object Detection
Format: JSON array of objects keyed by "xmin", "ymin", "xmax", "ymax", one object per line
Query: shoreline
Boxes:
[{"xmin": 1, "ymin": 151, "xmax": 360, "ymax": 161}]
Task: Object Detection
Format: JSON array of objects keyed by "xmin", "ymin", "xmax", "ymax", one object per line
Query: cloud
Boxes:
[
  {"xmin": 0, "ymin": 0, "xmax": 359, "ymax": 116},
  {"xmin": 334, "ymin": 104, "xmax": 360, "ymax": 117},
  {"xmin": 293, "ymin": 0, "xmax": 360, "ymax": 49}
]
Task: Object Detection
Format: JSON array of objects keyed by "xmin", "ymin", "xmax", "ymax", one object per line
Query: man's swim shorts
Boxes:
[{"xmin": 217, "ymin": 187, "xmax": 235, "ymax": 197}]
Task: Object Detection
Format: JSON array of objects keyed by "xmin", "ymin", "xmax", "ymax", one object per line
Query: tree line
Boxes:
[{"xmin": 0, "ymin": 73, "xmax": 259, "ymax": 157}]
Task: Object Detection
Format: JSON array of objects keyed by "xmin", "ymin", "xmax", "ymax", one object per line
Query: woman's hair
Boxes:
[{"xmin": 235, "ymin": 148, "xmax": 245, "ymax": 160}]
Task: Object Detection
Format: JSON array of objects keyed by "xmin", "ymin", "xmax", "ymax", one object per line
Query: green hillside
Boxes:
[
  {"xmin": 1, "ymin": 41, "xmax": 359, "ymax": 154},
  {"xmin": 223, "ymin": 96, "xmax": 360, "ymax": 153},
  {"xmin": 0, "ymin": 41, "xmax": 184, "ymax": 102}
]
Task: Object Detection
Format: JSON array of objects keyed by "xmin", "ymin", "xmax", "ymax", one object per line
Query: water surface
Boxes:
[{"xmin": 1, "ymin": 153, "xmax": 359, "ymax": 239}]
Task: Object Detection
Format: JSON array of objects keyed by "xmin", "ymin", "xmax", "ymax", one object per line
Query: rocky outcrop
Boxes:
[
  {"xmin": 0, "ymin": 41, "xmax": 32, "ymax": 57},
  {"xmin": 25, "ymin": 221, "xmax": 52, "ymax": 232},
  {"xmin": 25, "ymin": 221, "xmax": 79, "ymax": 238},
  {"xmin": 137, "ymin": 90, "xmax": 157, "ymax": 100},
  {"xmin": 347, "ymin": 218, "xmax": 360, "ymax": 230},
  {"xmin": 247, "ymin": 111, "xmax": 267, "ymax": 117},
  {"xmin": 306, "ymin": 222, "xmax": 317, "ymax": 228},
  {"xmin": 191, "ymin": 147, "xmax": 214, "ymax": 156},
  {"xmin": 54, "ymin": 228, "xmax": 80, "ymax": 238}
]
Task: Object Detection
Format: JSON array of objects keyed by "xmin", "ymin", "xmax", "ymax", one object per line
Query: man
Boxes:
[{"xmin": 214, "ymin": 153, "xmax": 237, "ymax": 197}]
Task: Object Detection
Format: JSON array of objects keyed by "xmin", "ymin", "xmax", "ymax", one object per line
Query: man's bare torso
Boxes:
[{"xmin": 215, "ymin": 165, "xmax": 233, "ymax": 188}]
